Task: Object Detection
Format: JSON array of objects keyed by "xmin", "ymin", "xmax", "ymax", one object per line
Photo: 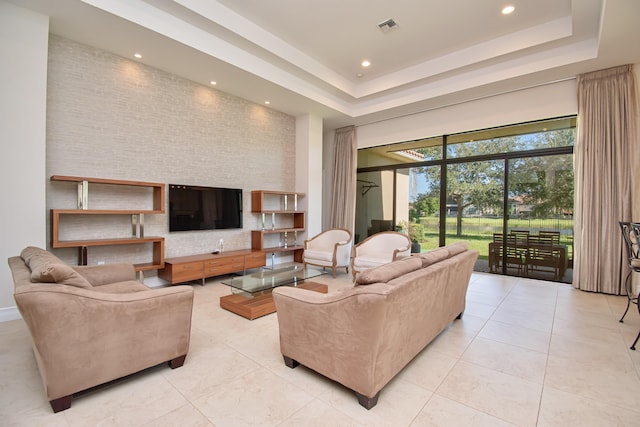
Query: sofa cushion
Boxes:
[
  {"xmin": 96, "ymin": 280, "xmax": 150, "ymax": 293},
  {"xmin": 356, "ymin": 256, "xmax": 423, "ymax": 285},
  {"xmin": 33, "ymin": 263, "xmax": 93, "ymax": 289},
  {"xmin": 304, "ymin": 249, "xmax": 334, "ymax": 262},
  {"xmin": 418, "ymin": 248, "xmax": 450, "ymax": 268},
  {"xmin": 446, "ymin": 241, "xmax": 469, "ymax": 257},
  {"xmin": 73, "ymin": 263, "xmax": 136, "ymax": 286}
]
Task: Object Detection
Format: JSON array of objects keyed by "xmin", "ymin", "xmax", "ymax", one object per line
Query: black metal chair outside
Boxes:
[{"xmin": 618, "ymin": 221, "xmax": 640, "ymax": 350}]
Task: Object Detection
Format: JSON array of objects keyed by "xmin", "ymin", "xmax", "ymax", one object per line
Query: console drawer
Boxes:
[
  {"xmin": 205, "ymin": 262, "xmax": 245, "ymax": 276},
  {"xmin": 168, "ymin": 262, "xmax": 203, "ymax": 282},
  {"xmin": 205, "ymin": 256, "xmax": 245, "ymax": 266},
  {"xmin": 245, "ymin": 252, "xmax": 266, "ymax": 269}
]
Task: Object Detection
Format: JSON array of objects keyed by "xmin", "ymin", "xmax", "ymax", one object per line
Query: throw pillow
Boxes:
[
  {"xmin": 21, "ymin": 246, "xmax": 64, "ymax": 271},
  {"xmin": 445, "ymin": 241, "xmax": 468, "ymax": 257},
  {"xmin": 356, "ymin": 256, "xmax": 423, "ymax": 285},
  {"xmin": 36, "ymin": 263, "xmax": 93, "ymax": 289},
  {"xmin": 418, "ymin": 248, "xmax": 450, "ymax": 267}
]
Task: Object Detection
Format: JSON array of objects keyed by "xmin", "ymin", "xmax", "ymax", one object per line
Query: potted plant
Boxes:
[
  {"xmin": 397, "ymin": 221, "xmax": 423, "ymax": 253},
  {"xmin": 408, "ymin": 222, "xmax": 424, "ymax": 253}
]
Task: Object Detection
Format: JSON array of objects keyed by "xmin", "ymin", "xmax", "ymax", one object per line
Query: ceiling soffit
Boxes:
[{"xmin": 71, "ymin": 0, "xmax": 603, "ymax": 119}]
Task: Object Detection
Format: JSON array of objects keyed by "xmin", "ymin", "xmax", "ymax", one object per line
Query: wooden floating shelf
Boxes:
[
  {"xmin": 52, "ymin": 209, "xmax": 164, "ymax": 215},
  {"xmin": 50, "ymin": 176, "xmax": 166, "ymax": 271},
  {"xmin": 51, "ymin": 175, "xmax": 165, "ymax": 213},
  {"xmin": 52, "ymin": 236, "xmax": 164, "ymax": 249}
]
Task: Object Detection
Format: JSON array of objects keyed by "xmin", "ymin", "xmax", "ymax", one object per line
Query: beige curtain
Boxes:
[
  {"xmin": 330, "ymin": 126, "xmax": 357, "ymax": 232},
  {"xmin": 574, "ymin": 65, "xmax": 639, "ymax": 294}
]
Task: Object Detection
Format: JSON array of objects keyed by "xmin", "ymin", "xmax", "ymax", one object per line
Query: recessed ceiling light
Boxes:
[
  {"xmin": 134, "ymin": 53, "xmax": 142, "ymax": 59},
  {"xmin": 356, "ymin": 73, "xmax": 364, "ymax": 78},
  {"xmin": 361, "ymin": 60, "xmax": 371, "ymax": 68},
  {"xmin": 210, "ymin": 80, "xmax": 217, "ymax": 85},
  {"xmin": 502, "ymin": 5, "xmax": 515, "ymax": 15},
  {"xmin": 264, "ymin": 101, "xmax": 270, "ymax": 105}
]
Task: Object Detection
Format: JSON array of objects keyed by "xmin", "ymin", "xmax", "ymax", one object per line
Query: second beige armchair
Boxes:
[
  {"xmin": 303, "ymin": 228, "xmax": 352, "ymax": 277},
  {"xmin": 351, "ymin": 231, "xmax": 411, "ymax": 281}
]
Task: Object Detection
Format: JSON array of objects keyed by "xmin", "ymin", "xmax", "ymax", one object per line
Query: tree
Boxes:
[
  {"xmin": 508, "ymin": 130, "xmax": 575, "ymax": 218},
  {"xmin": 410, "ymin": 193, "xmax": 439, "ymax": 221},
  {"xmin": 418, "ymin": 139, "xmax": 512, "ymax": 236},
  {"xmin": 415, "ymin": 129, "xmax": 575, "ymax": 236}
]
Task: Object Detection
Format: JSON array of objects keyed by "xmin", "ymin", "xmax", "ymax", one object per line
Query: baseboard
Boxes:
[{"xmin": 0, "ymin": 306, "xmax": 21, "ymax": 322}]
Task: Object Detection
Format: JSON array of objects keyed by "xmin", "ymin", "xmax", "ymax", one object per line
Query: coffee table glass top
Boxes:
[{"xmin": 221, "ymin": 264, "xmax": 326, "ymax": 294}]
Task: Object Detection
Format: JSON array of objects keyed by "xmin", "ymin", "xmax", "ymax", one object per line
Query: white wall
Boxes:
[
  {"xmin": 0, "ymin": 2, "xmax": 49, "ymax": 319},
  {"xmin": 46, "ymin": 35, "xmax": 296, "ymax": 269},
  {"xmin": 356, "ymin": 79, "xmax": 578, "ymax": 148},
  {"xmin": 0, "ymin": 21, "xmax": 300, "ymax": 316},
  {"xmin": 296, "ymin": 114, "xmax": 323, "ymax": 238}
]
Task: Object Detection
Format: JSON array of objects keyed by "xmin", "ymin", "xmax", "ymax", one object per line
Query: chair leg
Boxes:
[
  {"xmin": 631, "ymin": 329, "xmax": 640, "ymax": 351},
  {"xmin": 283, "ymin": 355, "xmax": 299, "ymax": 368},
  {"xmin": 168, "ymin": 355, "xmax": 186, "ymax": 369},
  {"xmin": 356, "ymin": 391, "xmax": 380, "ymax": 409},
  {"xmin": 620, "ymin": 272, "xmax": 633, "ymax": 323},
  {"xmin": 50, "ymin": 395, "xmax": 72, "ymax": 413}
]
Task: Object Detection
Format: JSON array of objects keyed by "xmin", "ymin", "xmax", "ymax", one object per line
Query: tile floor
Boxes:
[{"xmin": 2, "ymin": 272, "xmax": 640, "ymax": 426}]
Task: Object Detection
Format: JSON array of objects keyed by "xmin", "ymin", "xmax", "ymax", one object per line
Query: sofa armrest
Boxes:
[
  {"xmin": 272, "ymin": 285, "xmax": 389, "ymax": 397},
  {"xmin": 14, "ymin": 285, "xmax": 193, "ymax": 401},
  {"xmin": 72, "ymin": 263, "xmax": 136, "ymax": 286}
]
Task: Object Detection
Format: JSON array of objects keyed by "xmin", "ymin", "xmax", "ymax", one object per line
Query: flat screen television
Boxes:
[{"xmin": 169, "ymin": 184, "xmax": 243, "ymax": 231}]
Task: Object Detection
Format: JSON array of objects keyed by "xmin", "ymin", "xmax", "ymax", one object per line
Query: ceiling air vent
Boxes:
[{"xmin": 377, "ymin": 18, "xmax": 398, "ymax": 32}]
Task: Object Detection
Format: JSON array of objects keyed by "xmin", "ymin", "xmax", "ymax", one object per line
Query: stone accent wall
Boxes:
[{"xmin": 46, "ymin": 35, "xmax": 296, "ymax": 267}]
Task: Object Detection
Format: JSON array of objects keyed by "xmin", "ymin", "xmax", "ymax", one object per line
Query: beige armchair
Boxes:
[
  {"xmin": 303, "ymin": 228, "xmax": 352, "ymax": 277},
  {"xmin": 351, "ymin": 231, "xmax": 411, "ymax": 281},
  {"xmin": 9, "ymin": 247, "xmax": 194, "ymax": 412}
]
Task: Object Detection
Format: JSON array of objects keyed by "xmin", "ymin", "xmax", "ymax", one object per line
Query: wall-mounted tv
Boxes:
[{"xmin": 169, "ymin": 184, "xmax": 243, "ymax": 232}]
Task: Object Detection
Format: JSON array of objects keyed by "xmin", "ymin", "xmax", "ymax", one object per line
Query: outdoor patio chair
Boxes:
[
  {"xmin": 526, "ymin": 234, "xmax": 561, "ymax": 281},
  {"xmin": 539, "ymin": 230, "xmax": 561, "ymax": 244},
  {"xmin": 490, "ymin": 233, "xmax": 528, "ymax": 275}
]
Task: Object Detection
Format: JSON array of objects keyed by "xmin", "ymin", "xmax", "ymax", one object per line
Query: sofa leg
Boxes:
[
  {"xmin": 168, "ymin": 355, "xmax": 186, "ymax": 369},
  {"xmin": 355, "ymin": 391, "xmax": 379, "ymax": 409},
  {"xmin": 283, "ymin": 355, "xmax": 299, "ymax": 368},
  {"xmin": 50, "ymin": 395, "xmax": 72, "ymax": 413}
]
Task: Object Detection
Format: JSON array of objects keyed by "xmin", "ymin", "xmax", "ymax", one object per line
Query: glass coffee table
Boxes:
[{"xmin": 219, "ymin": 264, "xmax": 328, "ymax": 320}]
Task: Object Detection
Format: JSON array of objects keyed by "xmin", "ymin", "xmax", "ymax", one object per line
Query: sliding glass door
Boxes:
[
  {"xmin": 445, "ymin": 160, "xmax": 505, "ymax": 269},
  {"xmin": 506, "ymin": 154, "xmax": 574, "ymax": 281},
  {"xmin": 355, "ymin": 116, "xmax": 575, "ymax": 282},
  {"xmin": 397, "ymin": 166, "xmax": 440, "ymax": 252},
  {"xmin": 355, "ymin": 170, "xmax": 394, "ymax": 244}
]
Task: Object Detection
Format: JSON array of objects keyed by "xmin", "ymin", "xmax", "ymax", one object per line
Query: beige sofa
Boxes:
[
  {"xmin": 272, "ymin": 241, "xmax": 478, "ymax": 409},
  {"xmin": 8, "ymin": 247, "xmax": 194, "ymax": 413}
]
